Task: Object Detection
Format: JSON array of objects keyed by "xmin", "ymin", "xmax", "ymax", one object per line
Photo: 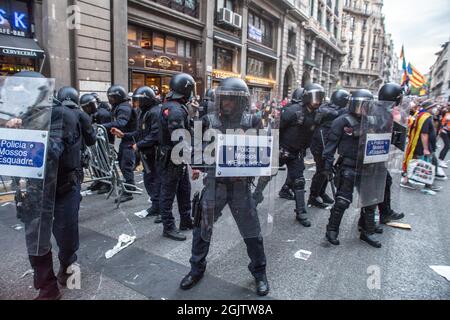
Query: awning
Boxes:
[{"xmin": 0, "ymin": 35, "xmax": 45, "ymax": 59}]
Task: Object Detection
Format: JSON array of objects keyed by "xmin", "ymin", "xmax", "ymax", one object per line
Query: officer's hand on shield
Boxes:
[
  {"xmin": 111, "ymin": 128, "xmax": 124, "ymax": 138},
  {"xmin": 6, "ymin": 118, "xmax": 22, "ymax": 128},
  {"xmin": 192, "ymin": 169, "xmax": 201, "ymax": 181}
]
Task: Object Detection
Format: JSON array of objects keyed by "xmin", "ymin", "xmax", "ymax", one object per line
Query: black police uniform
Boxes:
[
  {"xmin": 309, "ymin": 103, "xmax": 346, "ymax": 207},
  {"xmin": 158, "ymin": 99, "xmax": 193, "ymax": 237},
  {"xmin": 28, "ymin": 98, "xmax": 96, "ymax": 299},
  {"xmin": 324, "ymin": 101, "xmax": 382, "ymax": 248},
  {"xmin": 285, "ymin": 101, "xmax": 317, "ymax": 224},
  {"xmin": 125, "ymin": 99, "xmax": 162, "ymax": 216},
  {"xmin": 103, "ymin": 100, "xmax": 138, "ymax": 188},
  {"xmin": 95, "ymin": 102, "xmax": 114, "ymax": 144},
  {"xmin": 183, "ymin": 78, "xmax": 269, "ymax": 296}
]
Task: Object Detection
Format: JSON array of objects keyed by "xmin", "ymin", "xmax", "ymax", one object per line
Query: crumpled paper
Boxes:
[
  {"xmin": 294, "ymin": 250, "xmax": 312, "ymax": 261},
  {"xmin": 134, "ymin": 210, "xmax": 149, "ymax": 219},
  {"xmin": 105, "ymin": 234, "xmax": 136, "ymax": 259},
  {"xmin": 430, "ymin": 266, "xmax": 450, "ymax": 282}
]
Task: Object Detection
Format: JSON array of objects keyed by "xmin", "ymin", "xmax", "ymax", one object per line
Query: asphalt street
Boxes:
[{"xmin": 0, "ymin": 157, "xmax": 449, "ymax": 300}]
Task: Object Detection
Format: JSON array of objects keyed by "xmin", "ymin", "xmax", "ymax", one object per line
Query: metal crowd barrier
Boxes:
[{"xmin": 83, "ymin": 125, "xmax": 142, "ymax": 208}]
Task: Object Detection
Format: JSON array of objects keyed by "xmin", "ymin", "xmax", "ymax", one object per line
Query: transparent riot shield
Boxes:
[
  {"xmin": 0, "ymin": 75, "xmax": 57, "ymax": 256},
  {"xmin": 199, "ymin": 90, "xmax": 279, "ymax": 243},
  {"xmin": 199, "ymin": 127, "xmax": 279, "ymax": 243},
  {"xmin": 355, "ymin": 100, "xmax": 394, "ymax": 208},
  {"xmin": 388, "ymin": 97, "xmax": 413, "ymax": 172}
]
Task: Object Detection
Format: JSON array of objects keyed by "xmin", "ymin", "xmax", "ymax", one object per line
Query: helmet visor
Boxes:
[
  {"xmin": 215, "ymin": 89, "xmax": 251, "ymax": 117},
  {"xmin": 306, "ymin": 90, "xmax": 325, "ymax": 108},
  {"xmin": 350, "ymin": 98, "xmax": 372, "ymax": 116}
]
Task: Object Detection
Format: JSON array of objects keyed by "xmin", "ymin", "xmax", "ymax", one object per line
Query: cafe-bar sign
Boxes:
[
  {"xmin": 144, "ymin": 56, "xmax": 183, "ymax": 72},
  {"xmin": 0, "ymin": 4, "xmax": 29, "ymax": 37}
]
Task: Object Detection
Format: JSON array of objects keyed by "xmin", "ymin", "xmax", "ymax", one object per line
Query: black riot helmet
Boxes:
[
  {"xmin": 215, "ymin": 77, "xmax": 251, "ymax": 118},
  {"xmin": 80, "ymin": 93, "xmax": 98, "ymax": 115},
  {"xmin": 291, "ymin": 87, "xmax": 305, "ymax": 104},
  {"xmin": 379, "ymin": 83, "xmax": 403, "ymax": 106},
  {"xmin": 331, "ymin": 89, "xmax": 350, "ymax": 109},
  {"xmin": 204, "ymin": 88, "xmax": 215, "ymax": 102},
  {"xmin": 349, "ymin": 89, "xmax": 374, "ymax": 116},
  {"xmin": 166, "ymin": 73, "xmax": 196, "ymax": 101},
  {"xmin": 303, "ymin": 83, "xmax": 325, "ymax": 109},
  {"xmin": 107, "ymin": 85, "xmax": 129, "ymax": 106},
  {"xmin": 132, "ymin": 86, "xmax": 157, "ymax": 109},
  {"xmin": 57, "ymin": 86, "xmax": 79, "ymax": 107},
  {"xmin": 91, "ymin": 92, "xmax": 102, "ymax": 104}
]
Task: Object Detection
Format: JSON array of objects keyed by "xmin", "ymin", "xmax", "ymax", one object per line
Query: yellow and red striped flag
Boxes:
[{"xmin": 407, "ymin": 63, "xmax": 426, "ymax": 88}]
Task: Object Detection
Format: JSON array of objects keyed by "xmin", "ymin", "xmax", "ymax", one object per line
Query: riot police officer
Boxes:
[
  {"xmin": 309, "ymin": 90, "xmax": 350, "ymax": 209},
  {"xmin": 103, "ymin": 85, "xmax": 138, "ymax": 203},
  {"xmin": 282, "ymin": 84, "xmax": 325, "ymax": 227},
  {"xmin": 180, "ymin": 77, "xmax": 270, "ymax": 297},
  {"xmin": 324, "ymin": 90, "xmax": 383, "ymax": 248},
  {"xmin": 376, "ymin": 83, "xmax": 406, "ymax": 224},
  {"xmin": 14, "ymin": 77, "xmax": 97, "ymax": 299},
  {"xmin": 199, "ymin": 88, "xmax": 215, "ymax": 118},
  {"xmin": 278, "ymin": 87, "xmax": 305, "ymax": 200},
  {"xmin": 158, "ymin": 73, "xmax": 196, "ymax": 241},
  {"xmin": 112, "ymin": 87, "xmax": 162, "ymax": 221},
  {"xmin": 92, "ymin": 92, "xmax": 114, "ymax": 144}
]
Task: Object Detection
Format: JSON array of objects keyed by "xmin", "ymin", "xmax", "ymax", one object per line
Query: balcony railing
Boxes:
[
  {"xmin": 152, "ymin": 0, "xmax": 199, "ymax": 19},
  {"xmin": 343, "ymin": 4, "xmax": 372, "ymax": 16}
]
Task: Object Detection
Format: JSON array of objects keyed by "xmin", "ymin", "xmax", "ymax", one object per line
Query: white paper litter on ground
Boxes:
[
  {"xmin": 11, "ymin": 224, "xmax": 24, "ymax": 231},
  {"xmin": 2, "ymin": 202, "xmax": 11, "ymax": 207},
  {"xmin": 294, "ymin": 250, "xmax": 312, "ymax": 261},
  {"xmin": 80, "ymin": 190, "xmax": 93, "ymax": 197},
  {"xmin": 20, "ymin": 269, "xmax": 34, "ymax": 279},
  {"xmin": 134, "ymin": 210, "xmax": 149, "ymax": 219},
  {"xmin": 430, "ymin": 266, "xmax": 450, "ymax": 281},
  {"xmin": 105, "ymin": 234, "xmax": 136, "ymax": 259}
]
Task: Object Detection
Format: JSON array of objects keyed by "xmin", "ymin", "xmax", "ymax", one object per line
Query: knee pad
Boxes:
[
  {"xmin": 293, "ymin": 178, "xmax": 306, "ymax": 191},
  {"xmin": 335, "ymin": 197, "xmax": 351, "ymax": 211}
]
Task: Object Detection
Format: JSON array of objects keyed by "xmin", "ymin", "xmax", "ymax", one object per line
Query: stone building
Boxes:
[{"xmin": 339, "ymin": 0, "xmax": 387, "ymax": 94}]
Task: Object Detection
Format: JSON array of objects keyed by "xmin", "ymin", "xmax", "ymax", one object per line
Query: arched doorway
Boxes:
[
  {"xmin": 283, "ymin": 65, "xmax": 295, "ymax": 99},
  {"xmin": 301, "ymin": 70, "xmax": 311, "ymax": 88}
]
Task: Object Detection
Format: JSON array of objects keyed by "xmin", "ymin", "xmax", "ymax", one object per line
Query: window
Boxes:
[
  {"xmin": 141, "ymin": 31, "xmax": 152, "ymax": 49},
  {"xmin": 128, "ymin": 25, "xmax": 138, "ymax": 46},
  {"xmin": 310, "ymin": 0, "xmax": 315, "ymax": 17},
  {"xmin": 217, "ymin": 0, "xmax": 235, "ymax": 11},
  {"xmin": 153, "ymin": 32, "xmax": 165, "ymax": 51},
  {"xmin": 213, "ymin": 47, "xmax": 233, "ymax": 71},
  {"xmin": 287, "ymin": 30, "xmax": 297, "ymax": 56},
  {"xmin": 247, "ymin": 57, "xmax": 272, "ymax": 78},
  {"xmin": 178, "ymin": 39, "xmax": 185, "ymax": 57},
  {"xmin": 166, "ymin": 36, "xmax": 177, "ymax": 54},
  {"xmin": 248, "ymin": 11, "xmax": 274, "ymax": 48},
  {"xmin": 186, "ymin": 41, "xmax": 192, "ymax": 58}
]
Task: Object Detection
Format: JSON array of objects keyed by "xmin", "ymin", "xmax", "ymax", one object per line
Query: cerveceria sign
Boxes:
[{"xmin": 1, "ymin": 48, "xmax": 43, "ymax": 58}]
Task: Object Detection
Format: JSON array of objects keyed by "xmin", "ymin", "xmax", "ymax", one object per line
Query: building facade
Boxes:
[
  {"xmin": 339, "ymin": 0, "xmax": 387, "ymax": 94},
  {"xmin": 0, "ymin": 0, "xmax": 397, "ymax": 102},
  {"xmin": 430, "ymin": 41, "xmax": 450, "ymax": 103}
]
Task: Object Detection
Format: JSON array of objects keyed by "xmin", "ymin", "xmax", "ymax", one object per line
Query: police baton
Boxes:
[{"xmin": 132, "ymin": 137, "xmax": 152, "ymax": 174}]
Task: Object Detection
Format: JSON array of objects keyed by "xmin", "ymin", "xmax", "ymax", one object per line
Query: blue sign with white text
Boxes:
[
  {"xmin": 0, "ymin": 139, "xmax": 45, "ymax": 168},
  {"xmin": 366, "ymin": 139, "xmax": 390, "ymax": 157}
]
